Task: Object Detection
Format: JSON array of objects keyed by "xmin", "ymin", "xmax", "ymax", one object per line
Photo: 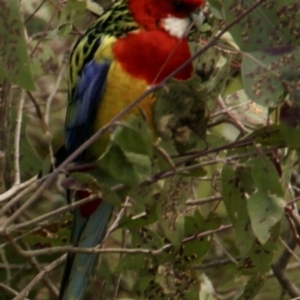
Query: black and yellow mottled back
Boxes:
[{"xmin": 68, "ymin": 0, "xmax": 138, "ymax": 101}]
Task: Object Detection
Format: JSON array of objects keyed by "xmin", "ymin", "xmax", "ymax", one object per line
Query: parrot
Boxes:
[{"xmin": 58, "ymin": 0, "xmax": 204, "ymax": 299}]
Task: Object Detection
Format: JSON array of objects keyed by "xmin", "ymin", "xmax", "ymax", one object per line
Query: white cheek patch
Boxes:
[{"xmin": 161, "ymin": 16, "xmax": 190, "ymax": 38}]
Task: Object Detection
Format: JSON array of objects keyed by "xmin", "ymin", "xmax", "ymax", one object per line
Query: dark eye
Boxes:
[{"xmin": 172, "ymin": 1, "xmax": 188, "ymax": 11}]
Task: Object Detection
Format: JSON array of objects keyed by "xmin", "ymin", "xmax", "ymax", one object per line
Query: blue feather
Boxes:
[
  {"xmin": 65, "ymin": 60, "xmax": 110, "ymax": 160},
  {"xmin": 61, "ymin": 202, "xmax": 112, "ymax": 300}
]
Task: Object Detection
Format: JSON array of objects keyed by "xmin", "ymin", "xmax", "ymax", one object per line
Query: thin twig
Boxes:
[
  {"xmin": 0, "ymin": 176, "xmax": 37, "ymax": 202},
  {"xmin": 13, "ymin": 90, "xmax": 26, "ymax": 185},
  {"xmin": 24, "ymin": 0, "xmax": 47, "ymax": 23},
  {"xmin": 0, "ymin": 180, "xmax": 38, "ymax": 215},
  {"xmin": 186, "ymin": 195, "xmax": 222, "ymax": 205},
  {"xmin": 209, "ymin": 101, "xmax": 251, "ymax": 118},
  {"xmin": 44, "ymin": 63, "xmax": 67, "ymax": 167},
  {"xmin": 195, "ymin": 257, "xmax": 241, "ymax": 270},
  {"xmin": 26, "ymin": 91, "xmax": 48, "ymax": 132},
  {"xmin": 213, "ymin": 237, "xmax": 239, "ymax": 265},
  {"xmin": 104, "ymin": 197, "xmax": 131, "ymax": 240},
  {"xmin": 45, "ymin": 63, "xmax": 66, "ymax": 124}
]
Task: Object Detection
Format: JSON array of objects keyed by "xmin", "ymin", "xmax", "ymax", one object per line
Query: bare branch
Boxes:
[
  {"xmin": 6, "ymin": 224, "xmax": 232, "ymax": 257},
  {"xmin": 0, "ymin": 176, "xmax": 37, "ymax": 203}
]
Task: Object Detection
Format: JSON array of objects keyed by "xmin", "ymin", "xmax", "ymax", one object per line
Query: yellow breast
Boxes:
[
  {"xmin": 90, "ymin": 60, "xmax": 155, "ymax": 156},
  {"xmin": 86, "ymin": 35, "xmax": 155, "ymax": 157}
]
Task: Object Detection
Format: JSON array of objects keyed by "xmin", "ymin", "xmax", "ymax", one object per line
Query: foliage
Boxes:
[{"xmin": 0, "ymin": 0, "xmax": 300, "ymax": 300}]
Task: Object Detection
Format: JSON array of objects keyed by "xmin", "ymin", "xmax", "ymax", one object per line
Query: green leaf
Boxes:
[
  {"xmin": 126, "ymin": 152, "xmax": 152, "ymax": 178},
  {"xmin": 224, "ymin": 90, "xmax": 268, "ymax": 128},
  {"xmin": 153, "ymin": 78, "xmax": 208, "ymax": 152},
  {"xmin": 247, "ymin": 156, "xmax": 284, "ymax": 244},
  {"xmin": 173, "ymin": 272, "xmax": 199, "ymax": 300},
  {"xmin": 98, "ymin": 184, "xmax": 122, "ymax": 206},
  {"xmin": 143, "ymin": 278, "xmax": 168, "ymax": 300},
  {"xmin": 56, "ymin": 0, "xmax": 87, "ymax": 36},
  {"xmin": 253, "ymin": 124, "xmax": 285, "ymax": 146},
  {"xmin": 242, "ymin": 47, "xmax": 300, "ymax": 107},
  {"xmin": 238, "ymin": 223, "xmax": 280, "ymax": 276},
  {"xmin": 22, "ymin": 216, "xmax": 72, "ymax": 248},
  {"xmin": 181, "ymin": 161, "xmax": 207, "ymax": 178},
  {"xmin": 131, "ymin": 227, "xmax": 163, "ymax": 251},
  {"xmin": 28, "ymin": 41, "xmax": 58, "ymax": 78},
  {"xmin": 129, "ymin": 184, "xmax": 157, "ymax": 211},
  {"xmin": 87, "ymin": 0, "xmax": 104, "ymax": 16},
  {"xmin": 222, "ymin": 165, "xmax": 255, "ymax": 254},
  {"xmin": 247, "ymin": 155, "xmax": 283, "ymax": 196},
  {"xmin": 247, "ymin": 192, "xmax": 283, "ymax": 244},
  {"xmin": 179, "ymin": 212, "xmax": 219, "ymax": 265},
  {"xmin": 97, "ymin": 144, "xmax": 140, "ymax": 186},
  {"xmin": 223, "ymin": 1, "xmax": 300, "ymax": 52},
  {"xmin": 68, "ymin": 172, "xmax": 101, "ymax": 192},
  {"xmin": 234, "ymin": 275, "xmax": 266, "ymax": 300},
  {"xmin": 115, "ymin": 253, "xmax": 147, "ymax": 273},
  {"xmin": 280, "ymin": 123, "xmax": 300, "ymax": 148},
  {"xmin": 152, "ymin": 139, "xmax": 178, "ymax": 172},
  {"xmin": 207, "ymin": 0, "xmax": 223, "ymax": 19},
  {"xmin": 0, "ymin": 0, "xmax": 34, "ymax": 89},
  {"xmin": 95, "ymin": 116, "xmax": 153, "ymax": 185},
  {"xmin": 193, "ymin": 210, "xmax": 221, "ymax": 232},
  {"xmin": 111, "ymin": 115, "xmax": 153, "ymax": 156},
  {"xmin": 200, "ymin": 54, "xmax": 231, "ymax": 98},
  {"xmin": 119, "ymin": 203, "xmax": 158, "ymax": 230}
]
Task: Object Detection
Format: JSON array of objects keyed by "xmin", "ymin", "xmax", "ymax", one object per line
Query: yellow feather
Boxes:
[
  {"xmin": 89, "ymin": 37, "xmax": 155, "ymax": 157},
  {"xmin": 94, "ymin": 36, "xmax": 117, "ymax": 62}
]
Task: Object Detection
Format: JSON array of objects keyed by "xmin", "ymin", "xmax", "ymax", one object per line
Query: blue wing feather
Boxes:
[{"xmin": 65, "ymin": 60, "xmax": 111, "ymax": 160}]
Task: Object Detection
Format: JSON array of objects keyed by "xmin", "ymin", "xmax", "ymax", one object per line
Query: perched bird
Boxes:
[{"xmin": 58, "ymin": 0, "xmax": 204, "ymax": 299}]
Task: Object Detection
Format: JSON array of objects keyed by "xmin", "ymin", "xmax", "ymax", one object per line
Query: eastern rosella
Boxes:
[{"xmin": 58, "ymin": 0, "xmax": 203, "ymax": 299}]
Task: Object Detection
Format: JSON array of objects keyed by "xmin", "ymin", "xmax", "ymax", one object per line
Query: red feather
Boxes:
[
  {"xmin": 128, "ymin": 0, "xmax": 204, "ymax": 28},
  {"xmin": 77, "ymin": 190, "xmax": 102, "ymax": 218},
  {"xmin": 113, "ymin": 30, "xmax": 193, "ymax": 84}
]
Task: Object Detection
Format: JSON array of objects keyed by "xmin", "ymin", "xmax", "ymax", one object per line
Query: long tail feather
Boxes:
[{"xmin": 59, "ymin": 201, "xmax": 113, "ymax": 300}]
